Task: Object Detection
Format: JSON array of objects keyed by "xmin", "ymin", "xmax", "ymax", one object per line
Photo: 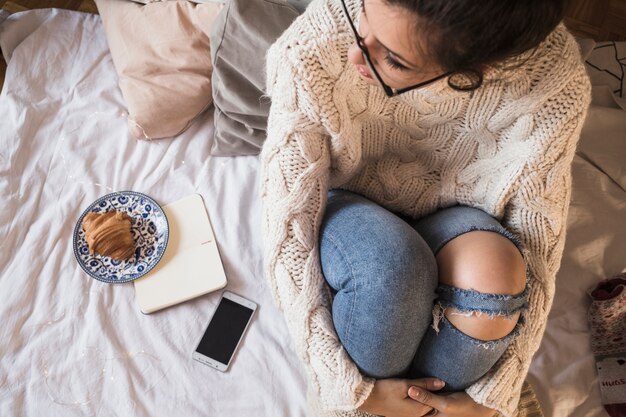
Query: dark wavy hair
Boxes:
[{"xmin": 387, "ymin": 0, "xmax": 568, "ymax": 90}]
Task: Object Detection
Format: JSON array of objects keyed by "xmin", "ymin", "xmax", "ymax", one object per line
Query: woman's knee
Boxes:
[
  {"xmin": 322, "ymin": 223, "xmax": 438, "ymax": 379},
  {"xmin": 320, "ymin": 190, "xmax": 438, "ymax": 294},
  {"xmin": 436, "ymin": 230, "xmax": 526, "ymax": 294},
  {"xmin": 319, "ymin": 191, "xmax": 440, "ymax": 378},
  {"xmin": 435, "ymin": 230, "xmax": 527, "ymax": 341}
]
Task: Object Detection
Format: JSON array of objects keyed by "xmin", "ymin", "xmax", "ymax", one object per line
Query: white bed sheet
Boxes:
[
  {"xmin": 0, "ymin": 9, "xmax": 307, "ymax": 417},
  {"xmin": 1, "ymin": 8, "xmax": 624, "ymax": 417}
]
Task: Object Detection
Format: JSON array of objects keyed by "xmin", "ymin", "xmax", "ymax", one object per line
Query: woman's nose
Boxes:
[{"xmin": 347, "ymin": 41, "xmax": 366, "ymax": 66}]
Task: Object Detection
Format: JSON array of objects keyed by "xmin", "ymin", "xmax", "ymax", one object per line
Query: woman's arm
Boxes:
[
  {"xmin": 463, "ymin": 66, "xmax": 592, "ymax": 416},
  {"xmin": 260, "ymin": 45, "xmax": 375, "ymax": 410}
]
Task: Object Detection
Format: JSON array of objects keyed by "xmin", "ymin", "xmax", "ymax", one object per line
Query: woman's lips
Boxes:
[{"xmin": 356, "ymin": 65, "xmax": 373, "ymax": 79}]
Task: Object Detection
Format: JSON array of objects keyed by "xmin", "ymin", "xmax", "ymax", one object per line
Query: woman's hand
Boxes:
[
  {"xmin": 407, "ymin": 386, "xmax": 497, "ymax": 417},
  {"xmin": 358, "ymin": 378, "xmax": 445, "ymax": 417}
]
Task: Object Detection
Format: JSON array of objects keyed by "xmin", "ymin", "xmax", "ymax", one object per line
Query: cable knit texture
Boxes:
[{"xmin": 260, "ymin": 0, "xmax": 591, "ymax": 415}]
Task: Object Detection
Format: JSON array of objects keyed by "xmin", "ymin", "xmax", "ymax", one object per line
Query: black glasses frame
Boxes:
[{"xmin": 339, "ymin": 0, "xmax": 482, "ymax": 96}]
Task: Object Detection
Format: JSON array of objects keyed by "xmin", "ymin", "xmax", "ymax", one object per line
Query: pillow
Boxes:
[
  {"xmin": 209, "ymin": 0, "xmax": 300, "ymax": 156},
  {"xmin": 95, "ymin": 0, "xmax": 223, "ymax": 139}
]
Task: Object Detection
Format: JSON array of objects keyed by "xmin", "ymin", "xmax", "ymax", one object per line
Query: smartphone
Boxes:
[{"xmin": 192, "ymin": 291, "xmax": 257, "ymax": 372}]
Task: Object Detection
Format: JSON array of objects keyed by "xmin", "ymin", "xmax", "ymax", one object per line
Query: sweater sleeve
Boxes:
[
  {"xmin": 465, "ymin": 68, "xmax": 592, "ymax": 416},
  {"xmin": 260, "ymin": 45, "xmax": 375, "ymax": 410}
]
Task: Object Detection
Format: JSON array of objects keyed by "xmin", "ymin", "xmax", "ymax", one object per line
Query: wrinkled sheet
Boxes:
[
  {"xmin": 0, "ymin": 8, "xmax": 624, "ymax": 417},
  {"xmin": 0, "ymin": 9, "xmax": 306, "ymax": 417}
]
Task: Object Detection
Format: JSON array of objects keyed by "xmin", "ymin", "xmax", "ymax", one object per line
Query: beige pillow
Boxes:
[
  {"xmin": 209, "ymin": 0, "xmax": 299, "ymax": 156},
  {"xmin": 95, "ymin": 0, "xmax": 223, "ymax": 139}
]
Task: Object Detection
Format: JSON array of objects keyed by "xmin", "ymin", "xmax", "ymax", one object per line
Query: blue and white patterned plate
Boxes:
[{"xmin": 73, "ymin": 191, "xmax": 169, "ymax": 284}]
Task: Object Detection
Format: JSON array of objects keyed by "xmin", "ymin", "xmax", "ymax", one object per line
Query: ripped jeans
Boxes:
[{"xmin": 320, "ymin": 190, "xmax": 527, "ymax": 391}]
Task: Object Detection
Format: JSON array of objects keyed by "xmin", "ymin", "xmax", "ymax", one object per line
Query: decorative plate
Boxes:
[{"xmin": 73, "ymin": 191, "xmax": 169, "ymax": 284}]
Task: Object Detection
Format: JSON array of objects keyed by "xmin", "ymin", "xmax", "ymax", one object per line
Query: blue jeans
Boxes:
[{"xmin": 319, "ymin": 190, "xmax": 527, "ymax": 391}]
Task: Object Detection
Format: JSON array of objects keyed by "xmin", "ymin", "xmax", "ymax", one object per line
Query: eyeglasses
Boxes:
[{"xmin": 339, "ymin": 0, "xmax": 482, "ymax": 96}]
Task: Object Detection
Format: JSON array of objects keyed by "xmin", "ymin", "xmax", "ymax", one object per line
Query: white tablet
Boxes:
[{"xmin": 133, "ymin": 194, "xmax": 227, "ymax": 313}]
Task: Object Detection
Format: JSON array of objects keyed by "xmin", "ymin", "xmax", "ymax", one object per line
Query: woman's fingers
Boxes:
[
  {"xmin": 407, "ymin": 378, "xmax": 446, "ymax": 391},
  {"xmin": 408, "ymin": 386, "xmax": 449, "ymax": 412},
  {"xmin": 401, "ymin": 398, "xmax": 434, "ymax": 417},
  {"xmin": 359, "ymin": 378, "xmax": 440, "ymax": 417}
]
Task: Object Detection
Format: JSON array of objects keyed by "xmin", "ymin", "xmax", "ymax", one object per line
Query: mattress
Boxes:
[{"xmin": 0, "ymin": 8, "xmax": 624, "ymax": 417}]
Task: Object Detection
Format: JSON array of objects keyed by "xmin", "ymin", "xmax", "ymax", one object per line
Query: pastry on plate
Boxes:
[{"xmin": 82, "ymin": 211, "xmax": 135, "ymax": 261}]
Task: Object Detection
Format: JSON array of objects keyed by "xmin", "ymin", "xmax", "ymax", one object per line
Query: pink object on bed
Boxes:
[{"xmin": 95, "ymin": 0, "xmax": 223, "ymax": 140}]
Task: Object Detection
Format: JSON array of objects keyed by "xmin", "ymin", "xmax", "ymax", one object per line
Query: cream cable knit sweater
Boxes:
[{"xmin": 260, "ymin": 0, "xmax": 591, "ymax": 415}]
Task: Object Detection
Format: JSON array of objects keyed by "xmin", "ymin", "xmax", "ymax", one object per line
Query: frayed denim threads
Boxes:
[
  {"xmin": 430, "ymin": 304, "xmax": 524, "ymax": 350},
  {"xmin": 436, "ymin": 283, "xmax": 529, "ymax": 318}
]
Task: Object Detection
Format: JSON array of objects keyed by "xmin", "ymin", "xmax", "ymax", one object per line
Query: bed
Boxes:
[{"xmin": 0, "ymin": 7, "xmax": 624, "ymax": 417}]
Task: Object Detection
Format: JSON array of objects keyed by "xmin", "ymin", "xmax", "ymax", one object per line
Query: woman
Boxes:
[{"xmin": 260, "ymin": 0, "xmax": 591, "ymax": 415}]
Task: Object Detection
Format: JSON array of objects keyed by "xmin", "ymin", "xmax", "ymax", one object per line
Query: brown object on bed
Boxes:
[
  {"xmin": 0, "ymin": 1, "xmax": 97, "ymax": 14},
  {"xmin": 82, "ymin": 211, "xmax": 135, "ymax": 261}
]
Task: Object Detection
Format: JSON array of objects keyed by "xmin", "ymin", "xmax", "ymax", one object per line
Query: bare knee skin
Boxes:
[{"xmin": 436, "ymin": 231, "xmax": 526, "ymax": 341}]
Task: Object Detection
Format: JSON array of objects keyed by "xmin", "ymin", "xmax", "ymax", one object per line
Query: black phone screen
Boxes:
[{"xmin": 195, "ymin": 298, "xmax": 254, "ymax": 365}]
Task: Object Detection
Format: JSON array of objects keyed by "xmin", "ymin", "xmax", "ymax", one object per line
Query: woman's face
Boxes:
[{"xmin": 347, "ymin": 0, "xmax": 444, "ymax": 90}]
